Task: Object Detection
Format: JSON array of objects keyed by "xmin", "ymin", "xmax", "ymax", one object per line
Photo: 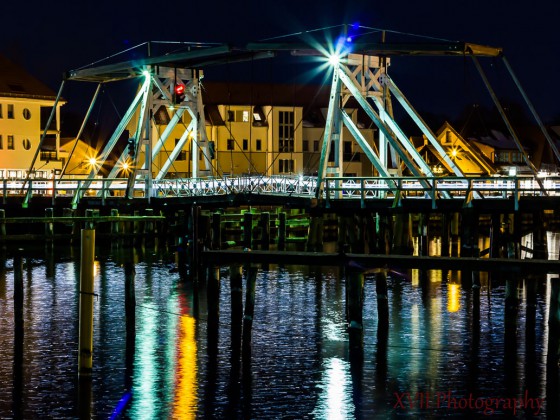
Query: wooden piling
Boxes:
[
  {"xmin": 84, "ymin": 209, "xmax": 95, "ymax": 230},
  {"xmin": 366, "ymin": 213, "xmax": 379, "ymax": 254},
  {"xmin": 44, "ymin": 208, "xmax": 54, "ymax": 238},
  {"xmin": 441, "ymin": 212, "xmax": 450, "ymax": 257},
  {"xmin": 243, "ymin": 266, "xmax": 258, "ymax": 349},
  {"xmin": 124, "ymin": 261, "xmax": 136, "ymax": 325},
  {"xmin": 419, "ymin": 213, "xmax": 429, "ymax": 257},
  {"xmin": 490, "ymin": 213, "xmax": 502, "ymax": 258},
  {"xmin": 532, "ymin": 210, "xmax": 548, "ymax": 260},
  {"xmin": 14, "ymin": 249, "xmax": 24, "ymax": 329},
  {"xmin": 212, "ymin": 212, "xmax": 222, "ymax": 250},
  {"xmin": 392, "ymin": 212, "xmax": 413, "ymax": 255},
  {"xmin": 230, "ymin": 264, "xmax": 244, "ymax": 359},
  {"xmin": 206, "ymin": 266, "xmax": 220, "ymax": 363},
  {"xmin": 450, "ymin": 212, "xmax": 460, "ymax": 257},
  {"xmin": 190, "ymin": 206, "xmax": 201, "ymax": 281},
  {"xmin": 0, "ymin": 209, "xmax": 5, "ymax": 237},
  {"xmin": 460, "ymin": 207, "xmax": 479, "ymax": 258},
  {"xmin": 277, "ymin": 212, "xmax": 286, "ymax": 251},
  {"xmin": 110, "ymin": 209, "xmax": 119, "ymax": 236},
  {"xmin": 376, "ymin": 270, "xmax": 389, "ymax": 330},
  {"xmin": 144, "ymin": 209, "xmax": 154, "ymax": 235},
  {"xmin": 78, "ymin": 229, "xmax": 95, "ymax": 376},
  {"xmin": 243, "ymin": 211, "xmax": 253, "ymax": 249},
  {"xmin": 260, "ymin": 212, "xmax": 270, "ymax": 251},
  {"xmin": 346, "ymin": 269, "xmax": 364, "ymax": 349},
  {"xmin": 307, "ymin": 215, "xmax": 324, "ymax": 252}
]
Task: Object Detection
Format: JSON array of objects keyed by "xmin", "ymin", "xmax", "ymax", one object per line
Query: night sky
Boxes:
[{"xmin": 2, "ymin": 0, "xmax": 559, "ymax": 123}]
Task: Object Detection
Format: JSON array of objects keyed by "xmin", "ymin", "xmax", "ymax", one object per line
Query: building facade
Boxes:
[{"xmin": 0, "ymin": 55, "xmax": 66, "ymax": 179}]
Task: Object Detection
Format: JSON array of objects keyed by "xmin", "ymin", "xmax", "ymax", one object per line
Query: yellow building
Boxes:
[
  {"xmin": 0, "ymin": 55, "xmax": 67, "ymax": 179},
  {"xmin": 142, "ymin": 82, "xmax": 377, "ymax": 179}
]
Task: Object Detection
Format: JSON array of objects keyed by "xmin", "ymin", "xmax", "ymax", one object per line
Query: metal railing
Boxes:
[{"xmin": 3, "ymin": 175, "xmax": 560, "ymax": 208}]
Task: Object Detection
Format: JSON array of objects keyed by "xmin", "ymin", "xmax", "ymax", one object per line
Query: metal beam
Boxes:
[
  {"xmin": 22, "ymin": 80, "xmax": 65, "ymax": 196},
  {"xmin": 315, "ymin": 66, "xmax": 341, "ymax": 198},
  {"xmin": 340, "ymin": 110, "xmax": 397, "ymax": 192},
  {"xmin": 470, "ymin": 55, "xmax": 546, "ymax": 194},
  {"xmin": 502, "ymin": 56, "xmax": 560, "ymax": 165},
  {"xmin": 61, "ymin": 83, "xmax": 102, "ymax": 176},
  {"xmin": 246, "ymin": 41, "xmax": 502, "ymax": 57},
  {"xmin": 155, "ymin": 119, "xmax": 196, "ymax": 180},
  {"xmin": 337, "ymin": 65, "xmax": 425, "ymax": 177},
  {"xmin": 385, "ymin": 76, "xmax": 465, "ymax": 177},
  {"xmin": 70, "ymin": 76, "xmax": 148, "ymax": 208}
]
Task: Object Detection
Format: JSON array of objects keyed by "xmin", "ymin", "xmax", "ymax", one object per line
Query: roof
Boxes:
[{"xmin": 0, "ymin": 54, "xmax": 59, "ymax": 100}]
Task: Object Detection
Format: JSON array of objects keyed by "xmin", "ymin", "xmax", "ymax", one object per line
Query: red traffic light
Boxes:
[
  {"xmin": 172, "ymin": 83, "xmax": 186, "ymax": 104},
  {"xmin": 175, "ymin": 84, "xmax": 185, "ymax": 95}
]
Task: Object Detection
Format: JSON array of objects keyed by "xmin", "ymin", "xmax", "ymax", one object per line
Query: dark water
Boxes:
[{"xmin": 0, "ymin": 239, "xmax": 559, "ymax": 419}]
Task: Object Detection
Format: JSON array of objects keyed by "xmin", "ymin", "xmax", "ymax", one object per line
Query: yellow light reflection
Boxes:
[
  {"xmin": 411, "ymin": 269, "xmax": 419, "ymax": 287},
  {"xmin": 447, "ymin": 283, "xmax": 461, "ymax": 312},
  {"xmin": 173, "ymin": 314, "xmax": 198, "ymax": 419}
]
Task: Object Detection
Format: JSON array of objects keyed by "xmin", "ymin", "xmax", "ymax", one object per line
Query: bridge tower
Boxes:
[{"xmin": 316, "ymin": 48, "xmax": 468, "ymax": 199}]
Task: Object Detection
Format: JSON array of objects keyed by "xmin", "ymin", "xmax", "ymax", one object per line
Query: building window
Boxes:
[
  {"xmin": 23, "ymin": 109, "xmax": 31, "ymax": 120},
  {"xmin": 494, "ymin": 152, "xmax": 508, "ymax": 163},
  {"xmin": 22, "ymin": 139, "xmax": 31, "ymax": 150},
  {"xmin": 40, "ymin": 151, "xmax": 60, "ymax": 161},
  {"xmin": 243, "ymin": 139, "xmax": 248, "ymax": 151},
  {"xmin": 279, "ymin": 159, "xmax": 294, "ymax": 173},
  {"xmin": 302, "ymin": 140, "xmax": 309, "ymax": 152},
  {"xmin": 7, "ymin": 135, "xmax": 14, "ymax": 150},
  {"xmin": 256, "ymin": 139, "xmax": 262, "ymax": 151},
  {"xmin": 0, "ymin": 135, "xmax": 2, "ymax": 149},
  {"xmin": 0, "ymin": 104, "xmax": 3, "ymax": 118},
  {"xmin": 227, "ymin": 139, "xmax": 235, "ymax": 150},
  {"xmin": 8, "ymin": 105, "xmax": 14, "ymax": 119},
  {"xmin": 313, "ymin": 140, "xmax": 319, "ymax": 152},
  {"xmin": 511, "ymin": 152, "xmax": 523, "ymax": 163},
  {"xmin": 344, "ymin": 141, "xmax": 352, "ymax": 154},
  {"xmin": 278, "ymin": 111, "xmax": 294, "ymax": 152},
  {"xmin": 174, "ymin": 138, "xmax": 186, "ymax": 161},
  {"xmin": 227, "ymin": 110, "xmax": 249, "ymax": 123}
]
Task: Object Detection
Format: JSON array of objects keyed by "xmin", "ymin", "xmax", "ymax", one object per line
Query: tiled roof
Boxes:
[{"xmin": 0, "ymin": 54, "xmax": 57, "ymax": 99}]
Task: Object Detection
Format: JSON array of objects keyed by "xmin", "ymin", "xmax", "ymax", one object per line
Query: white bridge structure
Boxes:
[
  {"xmin": 6, "ymin": 174, "xmax": 560, "ymax": 210},
  {"xmin": 16, "ymin": 25, "xmax": 560, "ymax": 210}
]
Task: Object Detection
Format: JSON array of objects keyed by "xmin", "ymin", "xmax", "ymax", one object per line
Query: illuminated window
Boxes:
[
  {"xmin": 279, "ymin": 159, "xmax": 294, "ymax": 173},
  {"xmin": 278, "ymin": 111, "xmax": 294, "ymax": 152},
  {"xmin": 242, "ymin": 110, "xmax": 249, "ymax": 122},
  {"xmin": 227, "ymin": 139, "xmax": 235, "ymax": 150},
  {"xmin": 7, "ymin": 135, "xmax": 14, "ymax": 149},
  {"xmin": 7, "ymin": 104, "xmax": 14, "ymax": 119}
]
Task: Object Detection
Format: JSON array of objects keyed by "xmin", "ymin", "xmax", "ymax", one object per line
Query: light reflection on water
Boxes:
[{"xmin": 0, "ymin": 238, "xmax": 558, "ymax": 418}]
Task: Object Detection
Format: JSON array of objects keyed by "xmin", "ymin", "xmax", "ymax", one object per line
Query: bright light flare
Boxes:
[{"xmin": 328, "ymin": 54, "xmax": 340, "ymax": 66}]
